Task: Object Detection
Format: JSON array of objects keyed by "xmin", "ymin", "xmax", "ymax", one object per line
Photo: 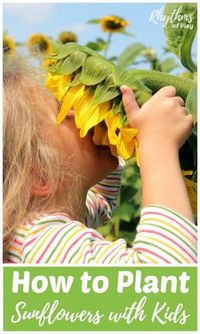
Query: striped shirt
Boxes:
[{"xmin": 7, "ymin": 164, "xmax": 197, "ymax": 264}]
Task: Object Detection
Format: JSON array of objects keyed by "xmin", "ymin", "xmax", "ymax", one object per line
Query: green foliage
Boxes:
[
  {"xmin": 56, "ymin": 51, "xmax": 87, "ymax": 75},
  {"xmin": 49, "ymin": 43, "xmax": 153, "ymax": 110},
  {"xmin": 164, "ymin": 3, "xmax": 197, "ymax": 73},
  {"xmin": 86, "ymin": 38, "xmax": 108, "ymax": 52},
  {"xmin": 87, "ymin": 19, "xmax": 101, "ymax": 24},
  {"xmin": 92, "ymin": 77, "xmax": 120, "ymax": 104},
  {"xmin": 128, "ymin": 69, "xmax": 195, "ymax": 101},
  {"xmin": 97, "ymin": 159, "xmax": 141, "ymax": 246},
  {"xmin": 186, "ymin": 85, "xmax": 197, "ymax": 122},
  {"xmin": 117, "ymin": 43, "xmax": 152, "ymax": 68},
  {"xmin": 78, "ymin": 55, "xmax": 111, "ymax": 85},
  {"xmin": 157, "ymin": 57, "xmax": 178, "ymax": 73}
]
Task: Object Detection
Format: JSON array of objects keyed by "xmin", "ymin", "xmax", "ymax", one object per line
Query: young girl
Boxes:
[{"xmin": 4, "ymin": 56, "xmax": 197, "ymax": 264}]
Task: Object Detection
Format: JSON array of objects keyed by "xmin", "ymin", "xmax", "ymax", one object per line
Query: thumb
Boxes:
[{"xmin": 120, "ymin": 85, "xmax": 140, "ymax": 125}]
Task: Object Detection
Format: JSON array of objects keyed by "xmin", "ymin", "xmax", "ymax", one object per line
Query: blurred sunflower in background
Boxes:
[
  {"xmin": 26, "ymin": 33, "xmax": 54, "ymax": 55},
  {"xmin": 100, "ymin": 15, "xmax": 128, "ymax": 33},
  {"xmin": 3, "ymin": 35, "xmax": 16, "ymax": 55},
  {"xmin": 87, "ymin": 15, "xmax": 131, "ymax": 57},
  {"xmin": 58, "ymin": 31, "xmax": 78, "ymax": 44}
]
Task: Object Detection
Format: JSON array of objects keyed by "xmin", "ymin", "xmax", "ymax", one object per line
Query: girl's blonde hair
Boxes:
[{"xmin": 3, "ymin": 56, "xmax": 83, "ymax": 261}]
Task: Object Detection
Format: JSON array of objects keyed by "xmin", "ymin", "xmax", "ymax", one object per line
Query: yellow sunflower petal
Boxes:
[
  {"xmin": 56, "ymin": 85, "xmax": 85, "ymax": 124},
  {"xmin": 116, "ymin": 128, "xmax": 137, "ymax": 160},
  {"xmin": 73, "ymin": 89, "xmax": 110, "ymax": 137},
  {"xmin": 45, "ymin": 73, "xmax": 71, "ymax": 102},
  {"xmin": 105, "ymin": 112, "xmax": 121, "ymax": 145},
  {"xmin": 116, "ymin": 137, "xmax": 134, "ymax": 160}
]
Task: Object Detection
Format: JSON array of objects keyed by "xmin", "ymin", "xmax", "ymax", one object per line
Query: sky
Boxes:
[{"xmin": 3, "ymin": 2, "xmax": 197, "ymax": 71}]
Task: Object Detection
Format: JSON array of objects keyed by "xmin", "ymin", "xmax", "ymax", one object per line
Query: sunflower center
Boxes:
[
  {"xmin": 38, "ymin": 40, "xmax": 49, "ymax": 52},
  {"xmin": 3, "ymin": 43, "xmax": 10, "ymax": 53},
  {"xmin": 106, "ymin": 20, "xmax": 123, "ymax": 29}
]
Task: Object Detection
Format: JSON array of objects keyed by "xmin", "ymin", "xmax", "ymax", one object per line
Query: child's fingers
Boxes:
[
  {"xmin": 154, "ymin": 85, "xmax": 177, "ymax": 98},
  {"xmin": 173, "ymin": 96, "xmax": 184, "ymax": 106},
  {"xmin": 120, "ymin": 86, "xmax": 140, "ymax": 124}
]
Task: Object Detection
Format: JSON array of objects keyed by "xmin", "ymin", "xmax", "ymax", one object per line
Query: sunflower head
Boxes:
[
  {"xmin": 44, "ymin": 42, "xmax": 152, "ymax": 161},
  {"xmin": 58, "ymin": 31, "xmax": 78, "ymax": 44},
  {"xmin": 26, "ymin": 33, "xmax": 53, "ymax": 55},
  {"xmin": 100, "ymin": 15, "xmax": 128, "ymax": 33},
  {"xmin": 3, "ymin": 36, "xmax": 16, "ymax": 55}
]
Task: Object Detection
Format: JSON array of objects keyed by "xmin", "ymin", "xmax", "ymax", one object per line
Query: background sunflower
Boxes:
[
  {"xmin": 58, "ymin": 31, "xmax": 78, "ymax": 44},
  {"xmin": 3, "ymin": 35, "xmax": 16, "ymax": 55},
  {"xmin": 26, "ymin": 33, "xmax": 54, "ymax": 55}
]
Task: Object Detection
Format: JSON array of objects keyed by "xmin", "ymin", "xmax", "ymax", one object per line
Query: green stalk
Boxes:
[
  {"xmin": 129, "ymin": 69, "xmax": 196, "ymax": 100},
  {"xmin": 104, "ymin": 32, "xmax": 112, "ymax": 58}
]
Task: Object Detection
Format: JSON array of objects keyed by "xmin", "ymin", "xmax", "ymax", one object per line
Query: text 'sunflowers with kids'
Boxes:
[{"xmin": 3, "ymin": 267, "xmax": 197, "ymax": 331}]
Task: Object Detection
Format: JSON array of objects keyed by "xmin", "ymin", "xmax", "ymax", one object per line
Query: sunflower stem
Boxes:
[{"xmin": 104, "ymin": 33, "xmax": 112, "ymax": 58}]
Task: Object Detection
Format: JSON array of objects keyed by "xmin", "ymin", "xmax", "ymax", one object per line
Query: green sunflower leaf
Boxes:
[
  {"xmin": 78, "ymin": 44, "xmax": 100, "ymax": 56},
  {"xmin": 117, "ymin": 43, "xmax": 146, "ymax": 67},
  {"xmin": 164, "ymin": 3, "xmax": 197, "ymax": 73},
  {"xmin": 87, "ymin": 19, "xmax": 101, "ymax": 24},
  {"xmin": 78, "ymin": 55, "xmax": 112, "ymax": 85},
  {"xmin": 55, "ymin": 50, "xmax": 87, "ymax": 75},
  {"xmin": 112, "ymin": 96, "xmax": 124, "ymax": 115},
  {"xmin": 92, "ymin": 76, "xmax": 120, "ymax": 105},
  {"xmin": 186, "ymin": 85, "xmax": 197, "ymax": 122},
  {"xmin": 119, "ymin": 31, "xmax": 134, "ymax": 37},
  {"xmin": 48, "ymin": 59, "xmax": 64, "ymax": 75},
  {"xmin": 69, "ymin": 72, "xmax": 82, "ymax": 87},
  {"xmin": 112, "ymin": 66, "xmax": 152, "ymax": 106},
  {"xmin": 113, "ymin": 66, "xmax": 150, "ymax": 91},
  {"xmin": 52, "ymin": 42, "xmax": 79, "ymax": 60},
  {"xmin": 159, "ymin": 57, "xmax": 178, "ymax": 73},
  {"xmin": 86, "ymin": 38, "xmax": 108, "ymax": 52}
]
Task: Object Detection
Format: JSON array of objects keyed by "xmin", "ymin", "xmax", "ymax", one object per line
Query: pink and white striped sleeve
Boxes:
[{"xmin": 19, "ymin": 206, "xmax": 197, "ymax": 264}]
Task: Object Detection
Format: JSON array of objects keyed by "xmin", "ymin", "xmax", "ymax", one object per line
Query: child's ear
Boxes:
[
  {"xmin": 31, "ymin": 169, "xmax": 51, "ymax": 197},
  {"xmin": 31, "ymin": 183, "xmax": 51, "ymax": 197}
]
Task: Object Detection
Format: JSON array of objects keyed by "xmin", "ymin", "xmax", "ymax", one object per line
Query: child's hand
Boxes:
[
  {"xmin": 121, "ymin": 85, "xmax": 194, "ymax": 221},
  {"xmin": 120, "ymin": 85, "xmax": 193, "ymax": 150}
]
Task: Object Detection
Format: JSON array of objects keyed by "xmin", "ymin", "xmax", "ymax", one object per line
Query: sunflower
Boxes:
[
  {"xmin": 45, "ymin": 43, "xmax": 152, "ymax": 161},
  {"xmin": 100, "ymin": 15, "xmax": 128, "ymax": 33},
  {"xmin": 3, "ymin": 36, "xmax": 16, "ymax": 55},
  {"xmin": 45, "ymin": 42, "xmax": 197, "ymax": 217},
  {"xmin": 26, "ymin": 33, "xmax": 53, "ymax": 55},
  {"xmin": 58, "ymin": 31, "xmax": 78, "ymax": 44}
]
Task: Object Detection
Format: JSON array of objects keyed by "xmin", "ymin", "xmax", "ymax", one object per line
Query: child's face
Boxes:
[{"xmin": 50, "ymin": 105, "xmax": 119, "ymax": 187}]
